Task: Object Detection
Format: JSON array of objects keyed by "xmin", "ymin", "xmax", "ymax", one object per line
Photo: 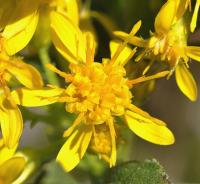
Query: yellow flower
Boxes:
[
  {"xmin": 0, "ymin": 29, "xmax": 43, "ymax": 148},
  {"xmin": 1, "ymin": 0, "xmax": 115, "ymax": 53},
  {"xmin": 0, "ymin": 0, "xmax": 79, "ymax": 54},
  {"xmin": 11, "ymin": 12, "xmax": 174, "ymax": 172},
  {"xmin": 0, "ymin": 54, "xmax": 43, "ymax": 148},
  {"xmin": 0, "ymin": 140, "xmax": 26, "ymax": 184},
  {"xmin": 115, "ymin": 0, "xmax": 200, "ymax": 101},
  {"xmin": 0, "ymin": 140, "xmax": 34, "ymax": 184}
]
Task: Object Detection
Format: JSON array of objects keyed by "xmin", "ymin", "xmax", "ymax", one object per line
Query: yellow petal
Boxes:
[
  {"xmin": 0, "ymin": 139, "xmax": 17, "ymax": 165},
  {"xmin": 109, "ymin": 41, "xmax": 133, "ymax": 65},
  {"xmin": 125, "ymin": 110, "xmax": 175, "ymax": 145},
  {"xmin": 63, "ymin": 113, "xmax": 85, "ymax": 137},
  {"xmin": 11, "ymin": 87, "xmax": 65, "ymax": 107},
  {"xmin": 6, "ymin": 58, "xmax": 43, "ymax": 89},
  {"xmin": 175, "ymin": 0, "xmax": 189, "ymax": 21},
  {"xmin": 12, "ymin": 153, "xmax": 35, "ymax": 184},
  {"xmin": 51, "ymin": 29, "xmax": 77, "ymax": 64},
  {"xmin": 2, "ymin": 10, "xmax": 39, "ymax": 55},
  {"xmin": 154, "ymin": 0, "xmax": 177, "ymax": 35},
  {"xmin": 186, "ymin": 46, "xmax": 200, "ymax": 62},
  {"xmin": 12, "ymin": 161, "xmax": 35, "ymax": 184},
  {"xmin": 190, "ymin": 1, "xmax": 200, "ymax": 32},
  {"xmin": 129, "ymin": 20, "xmax": 142, "ymax": 36},
  {"xmin": 175, "ymin": 63, "xmax": 197, "ymax": 101},
  {"xmin": 57, "ymin": 125, "xmax": 92, "ymax": 172},
  {"xmin": 0, "ymin": 99, "xmax": 23, "ymax": 148},
  {"xmin": 79, "ymin": 126, "xmax": 93, "ymax": 158},
  {"xmin": 65, "ymin": 0, "xmax": 79, "ymax": 25},
  {"xmin": 51, "ymin": 11, "xmax": 86, "ymax": 63},
  {"xmin": 128, "ymin": 104, "xmax": 166, "ymax": 126},
  {"xmin": 0, "ymin": 156, "xmax": 26, "ymax": 184},
  {"xmin": 114, "ymin": 31, "xmax": 147, "ymax": 47}
]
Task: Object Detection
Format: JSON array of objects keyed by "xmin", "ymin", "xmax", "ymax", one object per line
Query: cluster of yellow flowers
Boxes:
[{"xmin": 0, "ymin": 0, "xmax": 199, "ymax": 181}]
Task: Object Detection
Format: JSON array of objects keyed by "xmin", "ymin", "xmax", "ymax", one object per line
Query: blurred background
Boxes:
[{"xmin": 18, "ymin": 0, "xmax": 200, "ymax": 183}]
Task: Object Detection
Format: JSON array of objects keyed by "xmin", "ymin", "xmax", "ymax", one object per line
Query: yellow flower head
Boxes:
[
  {"xmin": 12, "ymin": 12, "xmax": 174, "ymax": 172},
  {"xmin": 115, "ymin": 0, "xmax": 200, "ymax": 101}
]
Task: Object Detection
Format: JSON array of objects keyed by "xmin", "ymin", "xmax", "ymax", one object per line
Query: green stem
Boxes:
[
  {"xmin": 39, "ymin": 46, "xmax": 59, "ymax": 85},
  {"xmin": 85, "ymin": 0, "xmax": 92, "ymax": 11}
]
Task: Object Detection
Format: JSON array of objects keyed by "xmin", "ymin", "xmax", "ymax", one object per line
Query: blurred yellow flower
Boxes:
[
  {"xmin": 115, "ymin": 0, "xmax": 200, "ymax": 101},
  {"xmin": 0, "ymin": 0, "xmax": 79, "ymax": 54},
  {"xmin": 0, "ymin": 0, "xmax": 115, "ymax": 53},
  {"xmin": 0, "ymin": 140, "xmax": 25, "ymax": 184},
  {"xmin": 11, "ymin": 12, "xmax": 174, "ymax": 172},
  {"xmin": 0, "ymin": 140, "xmax": 34, "ymax": 184}
]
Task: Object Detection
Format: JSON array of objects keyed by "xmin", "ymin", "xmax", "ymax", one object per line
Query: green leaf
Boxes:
[{"xmin": 106, "ymin": 159, "xmax": 171, "ymax": 184}]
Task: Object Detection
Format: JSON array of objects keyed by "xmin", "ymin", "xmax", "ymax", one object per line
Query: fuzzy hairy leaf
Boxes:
[{"xmin": 106, "ymin": 159, "xmax": 171, "ymax": 184}]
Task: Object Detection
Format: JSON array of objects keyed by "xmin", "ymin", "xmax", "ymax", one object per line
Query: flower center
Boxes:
[
  {"xmin": 65, "ymin": 62, "xmax": 132, "ymax": 124},
  {"xmin": 149, "ymin": 19, "xmax": 188, "ymax": 66}
]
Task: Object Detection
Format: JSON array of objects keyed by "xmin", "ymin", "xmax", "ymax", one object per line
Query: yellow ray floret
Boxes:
[{"xmin": 12, "ymin": 12, "xmax": 174, "ymax": 172}]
